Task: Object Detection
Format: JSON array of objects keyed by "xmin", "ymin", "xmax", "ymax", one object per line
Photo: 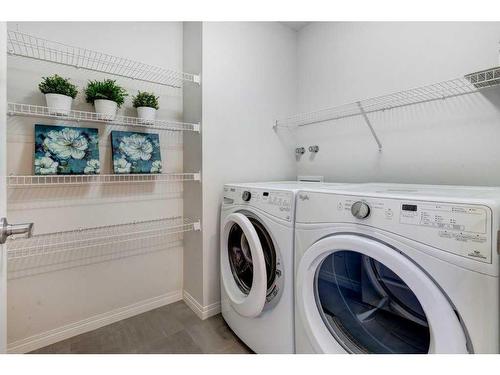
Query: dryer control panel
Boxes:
[
  {"xmin": 397, "ymin": 201, "xmax": 489, "ymax": 261},
  {"xmin": 296, "ymin": 192, "xmax": 493, "ymax": 263},
  {"xmin": 223, "ymin": 186, "xmax": 293, "ymax": 222},
  {"xmin": 399, "ymin": 203, "xmax": 486, "ymax": 233}
]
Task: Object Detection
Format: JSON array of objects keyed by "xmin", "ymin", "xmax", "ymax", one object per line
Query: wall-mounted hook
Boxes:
[{"xmin": 308, "ymin": 145, "xmax": 319, "ymax": 153}]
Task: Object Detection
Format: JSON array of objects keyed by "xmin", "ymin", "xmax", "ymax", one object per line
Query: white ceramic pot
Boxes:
[
  {"xmin": 94, "ymin": 99, "xmax": 118, "ymax": 120},
  {"xmin": 137, "ymin": 106, "xmax": 157, "ymax": 124},
  {"xmin": 45, "ymin": 93, "xmax": 73, "ymax": 116}
]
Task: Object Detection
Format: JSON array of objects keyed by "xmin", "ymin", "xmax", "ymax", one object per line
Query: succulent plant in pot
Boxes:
[
  {"xmin": 133, "ymin": 91, "xmax": 159, "ymax": 123},
  {"xmin": 85, "ymin": 79, "xmax": 128, "ymax": 120},
  {"xmin": 38, "ymin": 75, "xmax": 78, "ymax": 115}
]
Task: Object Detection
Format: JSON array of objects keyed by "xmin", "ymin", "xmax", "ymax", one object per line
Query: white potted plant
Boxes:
[
  {"xmin": 133, "ymin": 91, "xmax": 159, "ymax": 124},
  {"xmin": 85, "ymin": 79, "xmax": 128, "ymax": 120},
  {"xmin": 38, "ymin": 74, "xmax": 78, "ymax": 115}
]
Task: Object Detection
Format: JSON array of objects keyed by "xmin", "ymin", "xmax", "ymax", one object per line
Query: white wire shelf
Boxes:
[
  {"xmin": 7, "ymin": 30, "xmax": 200, "ymax": 88},
  {"xmin": 7, "ymin": 217, "xmax": 201, "ymax": 260},
  {"xmin": 275, "ymin": 66, "xmax": 500, "ymax": 129},
  {"xmin": 7, "ymin": 172, "xmax": 201, "ymax": 187},
  {"xmin": 7, "ymin": 103, "xmax": 201, "ymax": 133}
]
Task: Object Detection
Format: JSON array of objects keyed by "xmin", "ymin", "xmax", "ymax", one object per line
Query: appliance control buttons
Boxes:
[
  {"xmin": 351, "ymin": 201, "xmax": 370, "ymax": 219},
  {"xmin": 242, "ymin": 191, "xmax": 251, "ymax": 202}
]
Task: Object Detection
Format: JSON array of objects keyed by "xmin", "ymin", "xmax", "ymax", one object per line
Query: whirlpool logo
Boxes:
[{"xmin": 467, "ymin": 250, "xmax": 486, "ymax": 259}]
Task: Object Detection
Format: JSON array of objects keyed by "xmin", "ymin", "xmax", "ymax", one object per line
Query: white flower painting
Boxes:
[
  {"xmin": 34, "ymin": 124, "xmax": 100, "ymax": 175},
  {"xmin": 118, "ymin": 133, "xmax": 154, "ymax": 161},
  {"xmin": 111, "ymin": 131, "xmax": 162, "ymax": 174},
  {"xmin": 150, "ymin": 160, "xmax": 162, "ymax": 173},
  {"xmin": 114, "ymin": 157, "xmax": 132, "ymax": 174},
  {"xmin": 44, "ymin": 127, "xmax": 89, "ymax": 160},
  {"xmin": 84, "ymin": 159, "xmax": 101, "ymax": 174},
  {"xmin": 34, "ymin": 155, "xmax": 59, "ymax": 175}
]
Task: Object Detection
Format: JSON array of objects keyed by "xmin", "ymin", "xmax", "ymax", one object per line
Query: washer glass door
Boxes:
[
  {"xmin": 221, "ymin": 212, "xmax": 272, "ymax": 318},
  {"xmin": 227, "ymin": 216, "xmax": 277, "ymax": 295}
]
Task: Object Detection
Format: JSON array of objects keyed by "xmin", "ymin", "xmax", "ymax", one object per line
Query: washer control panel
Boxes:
[
  {"xmin": 296, "ymin": 192, "xmax": 493, "ymax": 263},
  {"xmin": 223, "ymin": 186, "xmax": 293, "ymax": 221}
]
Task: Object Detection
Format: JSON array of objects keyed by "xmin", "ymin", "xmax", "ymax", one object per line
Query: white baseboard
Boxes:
[
  {"xmin": 7, "ymin": 290, "xmax": 183, "ymax": 354},
  {"xmin": 182, "ymin": 290, "xmax": 221, "ymax": 320}
]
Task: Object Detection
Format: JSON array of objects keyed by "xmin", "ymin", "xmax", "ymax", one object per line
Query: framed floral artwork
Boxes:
[
  {"xmin": 110, "ymin": 131, "xmax": 162, "ymax": 174},
  {"xmin": 34, "ymin": 124, "xmax": 100, "ymax": 175}
]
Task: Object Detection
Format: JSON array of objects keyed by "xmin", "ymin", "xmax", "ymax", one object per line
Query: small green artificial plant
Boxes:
[
  {"xmin": 132, "ymin": 91, "xmax": 160, "ymax": 110},
  {"xmin": 38, "ymin": 74, "xmax": 78, "ymax": 99},
  {"xmin": 85, "ymin": 79, "xmax": 128, "ymax": 107}
]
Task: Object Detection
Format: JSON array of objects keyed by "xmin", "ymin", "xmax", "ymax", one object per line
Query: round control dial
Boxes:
[
  {"xmin": 351, "ymin": 201, "xmax": 370, "ymax": 219},
  {"xmin": 242, "ymin": 191, "xmax": 252, "ymax": 202}
]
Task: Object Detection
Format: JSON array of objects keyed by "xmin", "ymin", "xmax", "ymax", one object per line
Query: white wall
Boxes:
[
  {"xmin": 200, "ymin": 22, "xmax": 298, "ymax": 306},
  {"xmin": 182, "ymin": 22, "xmax": 204, "ymax": 306},
  {"xmin": 6, "ymin": 22, "xmax": 186, "ymax": 351},
  {"xmin": 295, "ymin": 22, "xmax": 500, "ymax": 185}
]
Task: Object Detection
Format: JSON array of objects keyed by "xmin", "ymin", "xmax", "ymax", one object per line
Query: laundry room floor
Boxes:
[{"xmin": 29, "ymin": 301, "xmax": 253, "ymax": 354}]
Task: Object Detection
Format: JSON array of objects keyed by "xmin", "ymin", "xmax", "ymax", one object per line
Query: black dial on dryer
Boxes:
[{"xmin": 242, "ymin": 191, "xmax": 252, "ymax": 202}]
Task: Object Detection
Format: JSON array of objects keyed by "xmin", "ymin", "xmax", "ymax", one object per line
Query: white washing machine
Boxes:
[
  {"xmin": 294, "ymin": 183, "xmax": 500, "ymax": 354},
  {"xmin": 220, "ymin": 181, "xmax": 353, "ymax": 353}
]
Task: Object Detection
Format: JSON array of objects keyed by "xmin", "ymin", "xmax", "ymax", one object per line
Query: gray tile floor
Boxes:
[{"xmin": 30, "ymin": 301, "xmax": 253, "ymax": 354}]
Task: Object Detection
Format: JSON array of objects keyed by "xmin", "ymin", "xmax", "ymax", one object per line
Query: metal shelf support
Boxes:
[{"xmin": 357, "ymin": 101, "xmax": 382, "ymax": 151}]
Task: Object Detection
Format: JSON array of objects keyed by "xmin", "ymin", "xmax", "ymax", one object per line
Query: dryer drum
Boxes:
[{"xmin": 315, "ymin": 250, "xmax": 431, "ymax": 354}]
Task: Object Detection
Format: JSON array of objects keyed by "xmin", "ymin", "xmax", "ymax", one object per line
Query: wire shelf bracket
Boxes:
[
  {"xmin": 357, "ymin": 101, "xmax": 382, "ymax": 151},
  {"xmin": 8, "ymin": 103, "xmax": 201, "ymax": 133},
  {"xmin": 7, "ymin": 30, "xmax": 200, "ymax": 88},
  {"xmin": 274, "ymin": 66, "xmax": 500, "ymax": 150},
  {"xmin": 192, "ymin": 171, "xmax": 202, "ymax": 182},
  {"xmin": 6, "ymin": 172, "xmax": 201, "ymax": 188}
]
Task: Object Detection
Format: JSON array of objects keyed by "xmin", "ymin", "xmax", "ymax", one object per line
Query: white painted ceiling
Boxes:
[{"xmin": 280, "ymin": 22, "xmax": 311, "ymax": 32}]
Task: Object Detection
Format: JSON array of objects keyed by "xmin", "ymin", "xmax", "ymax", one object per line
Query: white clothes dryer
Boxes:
[{"xmin": 294, "ymin": 183, "xmax": 500, "ymax": 354}]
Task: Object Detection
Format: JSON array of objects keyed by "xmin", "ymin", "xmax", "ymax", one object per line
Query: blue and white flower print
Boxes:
[
  {"xmin": 44, "ymin": 127, "xmax": 88, "ymax": 160},
  {"xmin": 119, "ymin": 133, "xmax": 153, "ymax": 161},
  {"xmin": 113, "ymin": 157, "xmax": 131, "ymax": 174},
  {"xmin": 150, "ymin": 160, "xmax": 162, "ymax": 173},
  {"xmin": 34, "ymin": 124, "xmax": 100, "ymax": 175},
  {"xmin": 34, "ymin": 155, "xmax": 59, "ymax": 175},
  {"xmin": 84, "ymin": 159, "xmax": 101, "ymax": 174},
  {"xmin": 111, "ymin": 131, "xmax": 162, "ymax": 174}
]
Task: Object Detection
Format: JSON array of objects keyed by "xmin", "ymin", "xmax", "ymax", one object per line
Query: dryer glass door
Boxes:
[
  {"xmin": 316, "ymin": 250, "xmax": 429, "ymax": 353},
  {"xmin": 296, "ymin": 234, "xmax": 468, "ymax": 354},
  {"xmin": 221, "ymin": 213, "xmax": 270, "ymax": 318}
]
